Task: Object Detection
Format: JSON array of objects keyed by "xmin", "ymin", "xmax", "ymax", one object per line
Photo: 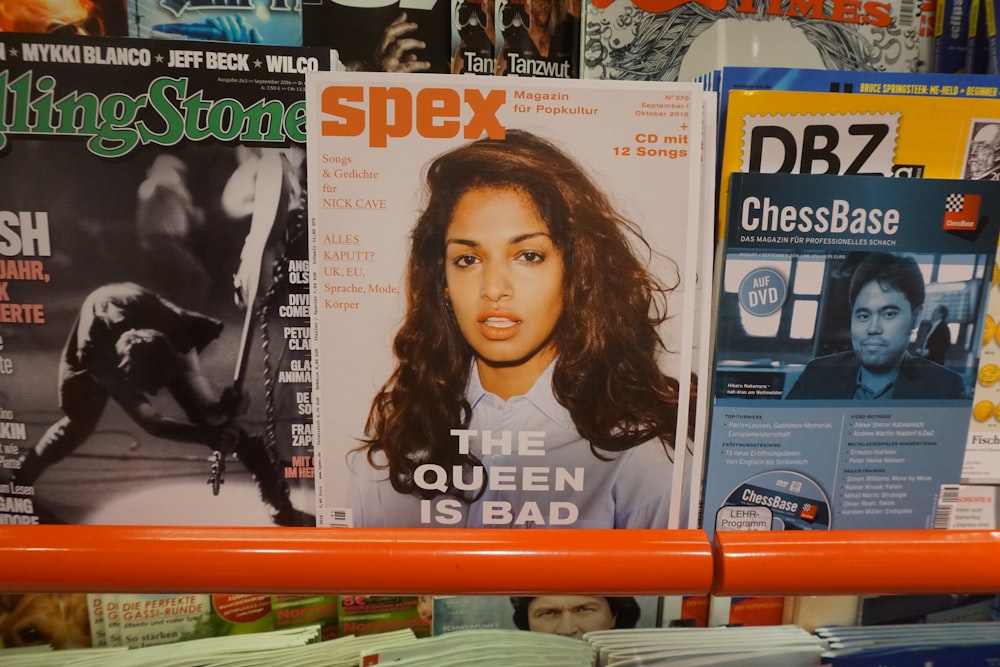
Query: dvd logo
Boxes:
[{"xmin": 320, "ymin": 86, "xmax": 507, "ymax": 148}]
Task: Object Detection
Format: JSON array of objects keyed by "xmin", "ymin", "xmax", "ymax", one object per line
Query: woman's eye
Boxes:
[
  {"xmin": 519, "ymin": 250, "xmax": 544, "ymax": 263},
  {"xmin": 452, "ymin": 254, "xmax": 479, "ymax": 268}
]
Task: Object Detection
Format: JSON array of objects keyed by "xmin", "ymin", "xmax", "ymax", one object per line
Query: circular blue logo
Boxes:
[{"xmin": 737, "ymin": 267, "xmax": 787, "ymax": 317}]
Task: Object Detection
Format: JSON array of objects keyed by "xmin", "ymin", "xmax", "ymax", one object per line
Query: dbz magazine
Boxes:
[
  {"xmin": 0, "ymin": 33, "xmax": 334, "ymax": 527},
  {"xmin": 305, "ymin": 71, "xmax": 707, "ymax": 529}
]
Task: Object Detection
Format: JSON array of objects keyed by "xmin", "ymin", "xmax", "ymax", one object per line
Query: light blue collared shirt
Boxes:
[{"xmin": 347, "ymin": 361, "xmax": 674, "ymax": 528}]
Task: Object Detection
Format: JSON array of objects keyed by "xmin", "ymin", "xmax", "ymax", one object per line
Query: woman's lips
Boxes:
[{"xmin": 479, "ymin": 312, "xmax": 522, "ymax": 340}]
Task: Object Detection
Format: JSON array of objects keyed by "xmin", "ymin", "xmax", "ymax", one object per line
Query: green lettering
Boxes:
[
  {"xmin": 207, "ymin": 99, "xmax": 244, "ymax": 141},
  {"xmin": 181, "ymin": 90, "xmax": 214, "ymax": 142},
  {"xmin": 32, "ymin": 76, "xmax": 57, "ymax": 134},
  {"xmin": 136, "ymin": 77, "xmax": 186, "ymax": 146},
  {"xmin": 54, "ymin": 92, "xmax": 101, "ymax": 136},
  {"xmin": 8, "ymin": 72, "xmax": 35, "ymax": 134},
  {"xmin": 284, "ymin": 101, "xmax": 307, "ymax": 144},
  {"xmin": 0, "ymin": 71, "xmax": 7, "ymax": 153},
  {"xmin": 86, "ymin": 92, "xmax": 145, "ymax": 158},
  {"xmin": 241, "ymin": 99, "xmax": 287, "ymax": 142},
  {"xmin": 0, "ymin": 71, "xmax": 301, "ymax": 157}
]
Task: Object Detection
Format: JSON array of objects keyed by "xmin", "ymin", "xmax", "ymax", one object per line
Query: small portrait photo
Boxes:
[
  {"xmin": 964, "ymin": 120, "xmax": 1000, "ymax": 181},
  {"xmin": 714, "ymin": 250, "xmax": 988, "ymax": 401}
]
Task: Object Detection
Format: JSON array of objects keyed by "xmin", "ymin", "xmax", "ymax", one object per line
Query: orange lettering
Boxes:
[
  {"xmin": 788, "ymin": 0, "xmax": 825, "ymax": 19},
  {"xmin": 464, "ymin": 89, "xmax": 506, "ymax": 140},
  {"xmin": 590, "ymin": 0, "xmax": 726, "ymax": 12},
  {"xmin": 862, "ymin": 0, "xmax": 893, "ymax": 26},
  {"xmin": 416, "ymin": 88, "xmax": 461, "ymax": 139},
  {"xmin": 320, "ymin": 85, "xmax": 365, "ymax": 138},
  {"xmin": 319, "ymin": 85, "xmax": 508, "ymax": 147},
  {"xmin": 829, "ymin": 0, "xmax": 862, "ymax": 22},
  {"xmin": 369, "ymin": 87, "xmax": 413, "ymax": 148}
]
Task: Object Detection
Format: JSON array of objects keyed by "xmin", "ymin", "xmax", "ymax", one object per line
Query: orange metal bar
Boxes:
[
  {"xmin": 0, "ymin": 526, "xmax": 713, "ymax": 595},
  {"xmin": 713, "ymin": 530, "xmax": 1000, "ymax": 596}
]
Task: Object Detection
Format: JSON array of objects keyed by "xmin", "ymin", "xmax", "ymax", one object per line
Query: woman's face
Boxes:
[{"xmin": 444, "ymin": 187, "xmax": 564, "ymax": 388}]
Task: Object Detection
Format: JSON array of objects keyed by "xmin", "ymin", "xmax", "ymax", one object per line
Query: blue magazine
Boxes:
[
  {"xmin": 937, "ymin": 0, "xmax": 972, "ymax": 72},
  {"xmin": 129, "ymin": 0, "xmax": 303, "ymax": 46},
  {"xmin": 703, "ymin": 172, "xmax": 1000, "ymax": 539}
]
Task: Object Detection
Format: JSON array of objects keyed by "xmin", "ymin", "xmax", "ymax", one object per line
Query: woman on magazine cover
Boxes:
[{"xmin": 349, "ymin": 129, "xmax": 689, "ymax": 529}]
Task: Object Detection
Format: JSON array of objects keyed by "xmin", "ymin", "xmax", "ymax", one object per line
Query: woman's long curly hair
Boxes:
[{"xmin": 362, "ymin": 129, "xmax": 689, "ymax": 501}]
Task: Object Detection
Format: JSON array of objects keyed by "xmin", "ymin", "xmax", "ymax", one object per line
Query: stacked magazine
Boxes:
[
  {"xmin": 583, "ymin": 625, "xmax": 825, "ymax": 666},
  {"xmin": 818, "ymin": 622, "xmax": 1000, "ymax": 665},
  {"xmin": 704, "ymin": 170, "xmax": 1000, "ymax": 538},
  {"xmin": 360, "ymin": 628, "xmax": 595, "ymax": 665},
  {"xmin": 0, "ymin": 33, "xmax": 337, "ymax": 528},
  {"xmin": 703, "ymin": 82, "xmax": 1000, "ymax": 537}
]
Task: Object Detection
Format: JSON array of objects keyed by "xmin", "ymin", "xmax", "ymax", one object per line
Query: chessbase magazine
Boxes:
[
  {"xmin": 305, "ymin": 71, "xmax": 707, "ymax": 529},
  {"xmin": 715, "ymin": 88, "xmax": 1000, "ymax": 486},
  {"xmin": 703, "ymin": 171, "xmax": 1000, "ymax": 540},
  {"xmin": 0, "ymin": 33, "xmax": 334, "ymax": 527}
]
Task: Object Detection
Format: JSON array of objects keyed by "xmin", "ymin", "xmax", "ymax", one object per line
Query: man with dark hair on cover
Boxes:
[
  {"xmin": 785, "ymin": 252, "xmax": 967, "ymax": 400},
  {"xmin": 9, "ymin": 282, "xmax": 306, "ymax": 525},
  {"xmin": 509, "ymin": 596, "xmax": 641, "ymax": 638}
]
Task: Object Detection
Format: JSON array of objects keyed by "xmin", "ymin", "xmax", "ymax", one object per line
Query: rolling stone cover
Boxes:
[
  {"xmin": 301, "ymin": 0, "xmax": 452, "ymax": 74},
  {"xmin": 305, "ymin": 71, "xmax": 705, "ymax": 529},
  {"xmin": 704, "ymin": 171, "xmax": 1000, "ymax": 540},
  {"xmin": 0, "ymin": 33, "xmax": 334, "ymax": 527}
]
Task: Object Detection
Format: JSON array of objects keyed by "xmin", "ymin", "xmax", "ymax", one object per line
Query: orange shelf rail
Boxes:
[
  {"xmin": 712, "ymin": 530, "xmax": 1000, "ymax": 596},
  {"xmin": 8, "ymin": 527, "xmax": 1000, "ymax": 596},
  {"xmin": 0, "ymin": 526, "xmax": 713, "ymax": 595}
]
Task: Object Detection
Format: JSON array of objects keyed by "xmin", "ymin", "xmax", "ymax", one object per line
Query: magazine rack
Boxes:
[
  {"xmin": 0, "ymin": 526, "xmax": 713, "ymax": 595},
  {"xmin": 2, "ymin": 525, "xmax": 1000, "ymax": 596},
  {"xmin": 713, "ymin": 530, "xmax": 1000, "ymax": 596}
]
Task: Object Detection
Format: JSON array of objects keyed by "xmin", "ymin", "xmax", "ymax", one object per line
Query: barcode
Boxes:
[
  {"xmin": 325, "ymin": 508, "xmax": 354, "ymax": 528},
  {"xmin": 897, "ymin": 0, "xmax": 916, "ymax": 27},
  {"xmin": 933, "ymin": 503, "xmax": 954, "ymax": 529},
  {"xmin": 940, "ymin": 484, "xmax": 960, "ymax": 504},
  {"xmin": 933, "ymin": 484, "xmax": 960, "ymax": 529}
]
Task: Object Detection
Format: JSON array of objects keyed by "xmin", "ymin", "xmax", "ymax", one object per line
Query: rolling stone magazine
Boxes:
[{"xmin": 0, "ymin": 33, "xmax": 335, "ymax": 527}]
